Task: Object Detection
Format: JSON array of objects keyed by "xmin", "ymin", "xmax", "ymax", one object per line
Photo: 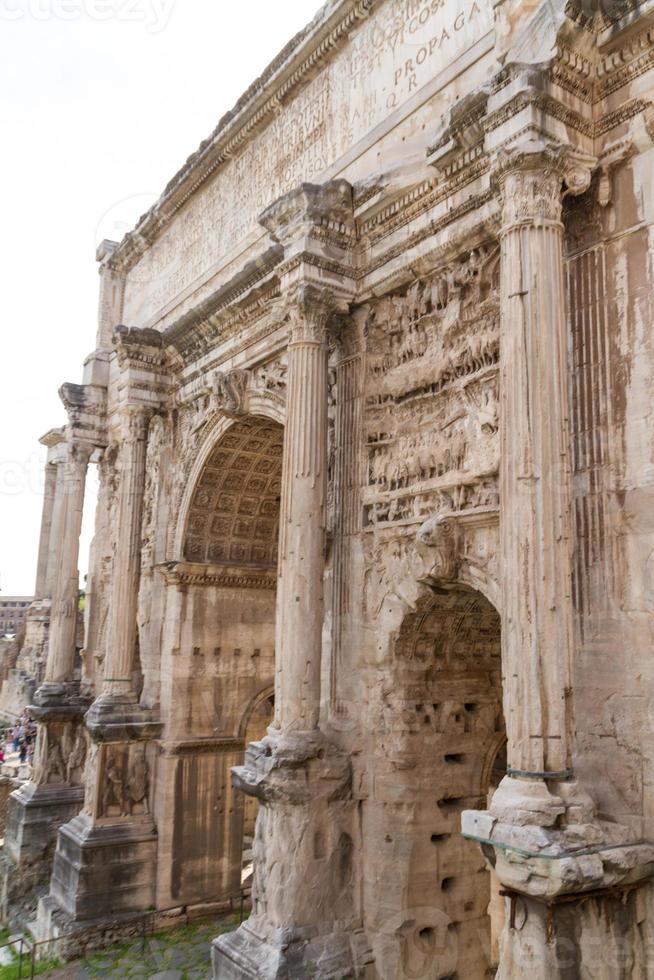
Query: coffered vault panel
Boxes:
[{"xmin": 183, "ymin": 419, "xmax": 283, "ymax": 567}]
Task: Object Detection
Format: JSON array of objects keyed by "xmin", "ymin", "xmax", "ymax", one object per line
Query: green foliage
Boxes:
[{"xmin": 0, "ymin": 931, "xmax": 63, "ymax": 980}]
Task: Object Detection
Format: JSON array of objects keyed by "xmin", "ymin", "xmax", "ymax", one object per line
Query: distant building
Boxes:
[{"xmin": 0, "ymin": 597, "xmax": 33, "ymax": 638}]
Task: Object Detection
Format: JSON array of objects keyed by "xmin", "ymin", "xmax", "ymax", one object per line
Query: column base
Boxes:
[
  {"xmin": 462, "ymin": 776, "xmax": 654, "ymax": 900},
  {"xmin": 4, "ymin": 781, "xmax": 85, "ymax": 868},
  {"xmin": 212, "ymin": 920, "xmax": 373, "ymax": 979},
  {"xmin": 31, "ymin": 682, "xmax": 90, "ymax": 713},
  {"xmin": 85, "ymin": 693, "xmax": 162, "ymax": 740},
  {"xmin": 48, "ymin": 812, "xmax": 158, "ymax": 921},
  {"xmin": 463, "ymin": 776, "xmax": 654, "ymax": 977},
  {"xmin": 212, "ymin": 730, "xmax": 372, "ymax": 979},
  {"xmin": 1, "ymin": 681, "xmax": 88, "ymax": 928}
]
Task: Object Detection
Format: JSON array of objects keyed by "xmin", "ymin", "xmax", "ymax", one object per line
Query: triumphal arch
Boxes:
[{"xmin": 4, "ymin": 0, "xmax": 654, "ymax": 976}]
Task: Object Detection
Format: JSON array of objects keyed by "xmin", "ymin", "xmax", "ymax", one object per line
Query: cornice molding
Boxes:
[
  {"xmin": 159, "ymin": 737, "xmax": 246, "ymax": 757},
  {"xmin": 157, "ymin": 560, "xmax": 277, "ymax": 591}
]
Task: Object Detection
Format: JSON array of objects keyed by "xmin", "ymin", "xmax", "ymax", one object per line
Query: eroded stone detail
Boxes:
[{"xmin": 10, "ymin": 2, "xmax": 654, "ymax": 977}]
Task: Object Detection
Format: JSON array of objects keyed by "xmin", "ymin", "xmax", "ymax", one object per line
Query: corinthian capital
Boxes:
[
  {"xmin": 493, "ymin": 139, "xmax": 597, "ymax": 225},
  {"xmin": 67, "ymin": 440, "xmax": 94, "ymax": 468},
  {"xmin": 120, "ymin": 403, "xmax": 154, "ymax": 443},
  {"xmin": 286, "ymin": 284, "xmax": 339, "ymax": 345}
]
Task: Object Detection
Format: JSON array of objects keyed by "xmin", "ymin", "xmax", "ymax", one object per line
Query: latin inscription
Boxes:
[{"xmin": 124, "ymin": 0, "xmax": 492, "ymax": 325}]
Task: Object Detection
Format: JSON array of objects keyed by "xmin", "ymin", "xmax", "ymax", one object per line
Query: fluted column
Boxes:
[
  {"xmin": 496, "ymin": 144, "xmax": 580, "ymax": 780},
  {"xmin": 43, "ymin": 457, "xmax": 68, "ymax": 602},
  {"xmin": 102, "ymin": 405, "xmax": 151, "ymax": 702},
  {"xmin": 274, "ymin": 286, "xmax": 333, "ymax": 732},
  {"xmin": 34, "ymin": 461, "xmax": 58, "ymax": 600},
  {"xmin": 39, "ymin": 441, "xmax": 91, "ymax": 694}
]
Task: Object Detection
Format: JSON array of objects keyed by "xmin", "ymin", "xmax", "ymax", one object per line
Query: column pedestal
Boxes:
[
  {"xmin": 0, "ymin": 700, "xmax": 89, "ymax": 926},
  {"xmin": 213, "ymin": 732, "xmax": 371, "ymax": 979},
  {"xmin": 35, "ymin": 723, "xmax": 160, "ymax": 950},
  {"xmin": 463, "ymin": 791, "xmax": 654, "ymax": 979}
]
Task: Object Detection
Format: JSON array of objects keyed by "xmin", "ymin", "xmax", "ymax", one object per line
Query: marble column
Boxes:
[
  {"xmin": 36, "ymin": 441, "xmax": 92, "ymax": 700},
  {"xmin": 497, "ymin": 145, "xmax": 578, "ymax": 784},
  {"xmin": 44, "ymin": 451, "xmax": 68, "ymax": 601},
  {"xmin": 97, "ymin": 405, "xmax": 150, "ymax": 708},
  {"xmin": 461, "ymin": 141, "xmax": 654, "ymax": 979},
  {"xmin": 273, "ymin": 285, "xmax": 332, "ymax": 732},
  {"xmin": 214, "ymin": 286, "xmax": 368, "ymax": 979},
  {"xmin": 34, "ymin": 459, "xmax": 58, "ymax": 601},
  {"xmin": 20, "ymin": 431, "xmax": 68, "ymax": 696},
  {"xmin": 1, "ymin": 439, "xmax": 92, "ymax": 900},
  {"xmin": 463, "ymin": 143, "xmax": 592, "ymax": 830}
]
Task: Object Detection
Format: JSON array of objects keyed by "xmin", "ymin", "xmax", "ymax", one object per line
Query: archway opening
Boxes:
[
  {"xmin": 161, "ymin": 417, "xmax": 282, "ymax": 911},
  {"xmin": 375, "ymin": 587, "xmax": 504, "ymax": 979}
]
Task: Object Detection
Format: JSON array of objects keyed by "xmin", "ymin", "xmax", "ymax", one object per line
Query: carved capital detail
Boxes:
[
  {"xmin": 286, "ymin": 283, "xmax": 339, "ymax": 345},
  {"xmin": 121, "ymin": 403, "xmax": 154, "ymax": 443},
  {"xmin": 67, "ymin": 440, "xmax": 94, "ymax": 468},
  {"xmin": 493, "ymin": 140, "xmax": 597, "ymax": 226}
]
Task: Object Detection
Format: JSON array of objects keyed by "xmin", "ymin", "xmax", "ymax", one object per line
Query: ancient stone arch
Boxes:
[
  {"xmin": 239, "ymin": 684, "xmax": 276, "ymax": 741},
  {"xmin": 9, "ymin": 2, "xmax": 654, "ymax": 976},
  {"xmin": 149, "ymin": 416, "xmax": 283, "ymax": 911},
  {"xmin": 239, "ymin": 685, "xmax": 275, "ymax": 853}
]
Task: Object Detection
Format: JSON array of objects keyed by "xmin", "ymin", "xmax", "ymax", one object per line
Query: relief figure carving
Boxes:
[{"xmin": 213, "ymin": 369, "xmax": 250, "ymax": 417}]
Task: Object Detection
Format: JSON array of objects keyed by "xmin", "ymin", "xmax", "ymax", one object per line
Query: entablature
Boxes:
[{"xmin": 104, "ymin": 1, "xmax": 654, "ymax": 380}]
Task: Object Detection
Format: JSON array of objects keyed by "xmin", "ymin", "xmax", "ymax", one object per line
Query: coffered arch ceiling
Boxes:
[{"xmin": 183, "ymin": 418, "xmax": 283, "ymax": 567}]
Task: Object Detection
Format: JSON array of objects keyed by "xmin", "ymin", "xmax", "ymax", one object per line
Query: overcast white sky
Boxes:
[{"xmin": 0, "ymin": 0, "xmax": 314, "ymax": 596}]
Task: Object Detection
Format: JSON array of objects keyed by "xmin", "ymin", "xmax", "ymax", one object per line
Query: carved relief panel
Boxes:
[
  {"xmin": 33, "ymin": 720, "xmax": 87, "ymax": 787},
  {"xmin": 363, "ymin": 244, "xmax": 500, "ymax": 530},
  {"xmin": 85, "ymin": 741, "xmax": 153, "ymax": 821}
]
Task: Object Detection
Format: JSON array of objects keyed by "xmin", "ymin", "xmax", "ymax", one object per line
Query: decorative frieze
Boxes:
[{"xmin": 363, "ymin": 245, "xmax": 500, "ymax": 532}]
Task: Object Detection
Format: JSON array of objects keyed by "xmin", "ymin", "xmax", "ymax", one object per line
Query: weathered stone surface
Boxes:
[{"xmin": 9, "ymin": 0, "xmax": 654, "ymax": 975}]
